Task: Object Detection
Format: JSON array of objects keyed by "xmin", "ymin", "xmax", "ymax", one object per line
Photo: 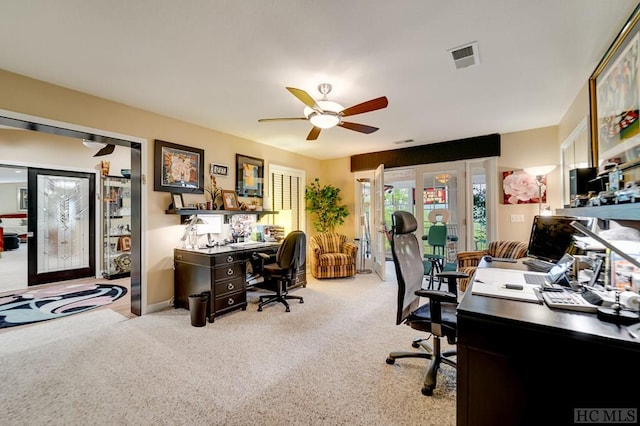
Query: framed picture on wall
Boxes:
[
  {"xmin": 154, "ymin": 139, "xmax": 204, "ymax": 193},
  {"xmin": 589, "ymin": 5, "xmax": 640, "ymax": 173},
  {"xmin": 18, "ymin": 187, "xmax": 27, "ymax": 211},
  {"xmin": 236, "ymin": 154, "xmax": 264, "ymax": 198},
  {"xmin": 502, "ymin": 170, "xmax": 545, "ymax": 204}
]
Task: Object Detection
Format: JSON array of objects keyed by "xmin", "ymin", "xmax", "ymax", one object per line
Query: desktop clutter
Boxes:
[{"xmin": 471, "ymin": 215, "xmax": 640, "ymax": 336}]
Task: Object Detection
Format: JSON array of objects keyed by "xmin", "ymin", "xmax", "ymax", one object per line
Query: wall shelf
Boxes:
[
  {"xmin": 166, "ymin": 209, "xmax": 278, "ymax": 223},
  {"xmin": 556, "ymin": 204, "xmax": 640, "ymax": 221}
]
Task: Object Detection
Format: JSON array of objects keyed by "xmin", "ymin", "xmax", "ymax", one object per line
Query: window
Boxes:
[{"xmin": 268, "ymin": 164, "xmax": 305, "ymax": 234}]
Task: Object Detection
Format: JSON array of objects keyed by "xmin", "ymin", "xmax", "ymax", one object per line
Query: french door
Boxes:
[
  {"xmin": 372, "ymin": 164, "xmax": 385, "ymax": 280},
  {"xmin": 27, "ymin": 168, "xmax": 96, "ymax": 285}
]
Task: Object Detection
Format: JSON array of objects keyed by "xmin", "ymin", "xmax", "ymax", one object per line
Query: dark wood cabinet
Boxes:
[
  {"xmin": 174, "ymin": 249, "xmax": 247, "ymax": 322},
  {"xmin": 174, "ymin": 244, "xmax": 307, "ymax": 322}
]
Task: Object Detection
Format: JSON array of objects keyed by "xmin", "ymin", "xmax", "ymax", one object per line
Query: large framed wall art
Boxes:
[
  {"xmin": 589, "ymin": 5, "xmax": 640, "ymax": 174},
  {"xmin": 154, "ymin": 139, "xmax": 204, "ymax": 193},
  {"xmin": 236, "ymin": 153, "xmax": 264, "ymax": 198}
]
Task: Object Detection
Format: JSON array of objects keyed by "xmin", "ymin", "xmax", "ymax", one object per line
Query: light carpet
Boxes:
[{"xmin": 0, "ymin": 274, "xmax": 456, "ymax": 425}]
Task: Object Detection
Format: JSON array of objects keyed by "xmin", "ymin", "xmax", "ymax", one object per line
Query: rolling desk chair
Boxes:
[
  {"xmin": 257, "ymin": 230, "xmax": 306, "ymax": 312},
  {"xmin": 386, "ymin": 210, "xmax": 468, "ymax": 395}
]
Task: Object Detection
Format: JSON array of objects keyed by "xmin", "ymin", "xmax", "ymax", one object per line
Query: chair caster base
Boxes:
[
  {"xmin": 385, "ymin": 357, "xmax": 395, "ymax": 365},
  {"xmin": 421, "ymin": 387, "xmax": 433, "ymax": 396}
]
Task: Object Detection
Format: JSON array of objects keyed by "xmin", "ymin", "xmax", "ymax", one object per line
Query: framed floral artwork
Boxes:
[
  {"xmin": 502, "ymin": 170, "xmax": 546, "ymax": 204},
  {"xmin": 154, "ymin": 139, "xmax": 204, "ymax": 193}
]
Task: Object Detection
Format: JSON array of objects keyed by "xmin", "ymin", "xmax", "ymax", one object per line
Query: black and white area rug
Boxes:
[{"xmin": 0, "ymin": 283, "xmax": 127, "ymax": 329}]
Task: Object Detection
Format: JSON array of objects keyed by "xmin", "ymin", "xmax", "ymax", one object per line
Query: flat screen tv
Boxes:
[{"xmin": 526, "ymin": 215, "xmax": 590, "ymax": 263}]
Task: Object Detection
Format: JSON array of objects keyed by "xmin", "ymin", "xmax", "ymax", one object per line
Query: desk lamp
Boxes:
[
  {"xmin": 181, "ymin": 215, "xmax": 204, "ymax": 249},
  {"xmin": 523, "ymin": 165, "xmax": 556, "ymax": 215},
  {"xmin": 571, "ymin": 221, "xmax": 640, "ymax": 325}
]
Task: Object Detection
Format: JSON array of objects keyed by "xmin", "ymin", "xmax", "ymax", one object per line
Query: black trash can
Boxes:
[{"xmin": 188, "ymin": 292, "xmax": 209, "ymax": 327}]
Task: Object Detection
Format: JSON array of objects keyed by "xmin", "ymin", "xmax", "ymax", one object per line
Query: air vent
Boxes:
[{"xmin": 448, "ymin": 42, "xmax": 479, "ymax": 69}]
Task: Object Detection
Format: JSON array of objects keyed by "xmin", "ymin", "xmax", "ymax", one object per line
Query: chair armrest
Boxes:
[
  {"xmin": 342, "ymin": 241, "xmax": 358, "ymax": 257},
  {"xmin": 436, "ymin": 271, "xmax": 469, "ymax": 295},
  {"xmin": 415, "ymin": 289, "xmax": 457, "ymax": 304},
  {"xmin": 456, "ymin": 250, "xmax": 486, "ymax": 268},
  {"xmin": 309, "ymin": 239, "xmax": 323, "ymax": 255}
]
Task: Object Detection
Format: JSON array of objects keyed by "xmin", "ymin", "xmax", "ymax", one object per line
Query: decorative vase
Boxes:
[{"xmin": 206, "ymin": 200, "xmax": 213, "ymax": 210}]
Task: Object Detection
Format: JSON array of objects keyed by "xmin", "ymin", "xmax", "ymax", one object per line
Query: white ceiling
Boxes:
[{"xmin": 0, "ymin": 0, "xmax": 637, "ymax": 160}]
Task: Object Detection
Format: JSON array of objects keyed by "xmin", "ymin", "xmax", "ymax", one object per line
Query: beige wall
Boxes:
[
  {"xmin": 496, "ymin": 126, "xmax": 560, "ymax": 242},
  {"xmin": 0, "ymin": 69, "xmax": 323, "ymax": 310},
  {"xmin": 558, "ymin": 81, "xmax": 590, "ymax": 145},
  {"xmin": 318, "ymin": 156, "xmax": 357, "ymax": 238}
]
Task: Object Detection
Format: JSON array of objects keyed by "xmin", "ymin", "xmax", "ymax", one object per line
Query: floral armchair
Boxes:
[
  {"xmin": 456, "ymin": 240, "xmax": 529, "ymax": 292},
  {"xmin": 309, "ymin": 233, "xmax": 358, "ymax": 279}
]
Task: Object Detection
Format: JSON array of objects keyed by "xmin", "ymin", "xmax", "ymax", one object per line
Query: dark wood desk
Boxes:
[
  {"xmin": 174, "ymin": 243, "xmax": 306, "ymax": 322},
  {"xmin": 457, "ymin": 259, "xmax": 640, "ymax": 426}
]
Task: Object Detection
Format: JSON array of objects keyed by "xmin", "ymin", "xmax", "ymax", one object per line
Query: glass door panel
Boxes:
[
  {"xmin": 373, "ymin": 164, "xmax": 385, "ymax": 280},
  {"xmin": 28, "ymin": 168, "xmax": 95, "ymax": 285},
  {"xmin": 422, "ymin": 170, "xmax": 459, "ymax": 264},
  {"xmin": 471, "ymin": 166, "xmax": 487, "ymax": 250}
]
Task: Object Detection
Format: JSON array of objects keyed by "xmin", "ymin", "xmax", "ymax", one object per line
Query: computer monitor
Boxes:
[{"xmin": 526, "ymin": 215, "xmax": 590, "ymax": 263}]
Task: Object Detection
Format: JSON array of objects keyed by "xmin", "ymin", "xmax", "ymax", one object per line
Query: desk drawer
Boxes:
[
  {"xmin": 214, "ymin": 263, "xmax": 243, "ymax": 281},
  {"xmin": 214, "ymin": 277, "xmax": 244, "ymax": 296},
  {"xmin": 214, "ymin": 291, "xmax": 245, "ymax": 312},
  {"xmin": 174, "ymin": 250, "xmax": 214, "ymax": 267},
  {"xmin": 214, "ymin": 252, "xmax": 244, "ymax": 266}
]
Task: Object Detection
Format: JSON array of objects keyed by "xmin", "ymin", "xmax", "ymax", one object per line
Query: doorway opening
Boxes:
[{"xmin": 0, "ymin": 112, "xmax": 145, "ymax": 316}]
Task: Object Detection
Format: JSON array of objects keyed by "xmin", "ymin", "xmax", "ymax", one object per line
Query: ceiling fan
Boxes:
[
  {"xmin": 258, "ymin": 83, "xmax": 388, "ymax": 141},
  {"xmin": 82, "ymin": 139, "xmax": 115, "ymax": 157}
]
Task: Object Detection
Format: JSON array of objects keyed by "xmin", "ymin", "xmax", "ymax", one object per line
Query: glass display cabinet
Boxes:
[{"xmin": 102, "ymin": 175, "xmax": 131, "ymax": 279}]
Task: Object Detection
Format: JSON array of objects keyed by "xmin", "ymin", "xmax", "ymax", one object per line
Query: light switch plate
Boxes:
[{"xmin": 510, "ymin": 214, "xmax": 525, "ymax": 223}]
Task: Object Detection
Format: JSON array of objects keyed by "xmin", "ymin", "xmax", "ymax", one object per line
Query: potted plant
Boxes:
[{"xmin": 305, "ymin": 178, "xmax": 349, "ymax": 233}]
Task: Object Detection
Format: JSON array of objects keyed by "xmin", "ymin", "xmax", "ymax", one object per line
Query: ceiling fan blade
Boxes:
[
  {"xmin": 258, "ymin": 117, "xmax": 307, "ymax": 122},
  {"xmin": 94, "ymin": 144, "xmax": 115, "ymax": 157},
  {"xmin": 286, "ymin": 87, "xmax": 322, "ymax": 111},
  {"xmin": 340, "ymin": 96, "xmax": 388, "ymax": 117},
  {"xmin": 339, "ymin": 122, "xmax": 379, "ymax": 134},
  {"xmin": 306, "ymin": 126, "xmax": 321, "ymax": 140}
]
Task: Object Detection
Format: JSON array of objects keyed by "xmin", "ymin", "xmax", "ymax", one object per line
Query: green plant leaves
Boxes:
[{"xmin": 305, "ymin": 178, "xmax": 349, "ymax": 233}]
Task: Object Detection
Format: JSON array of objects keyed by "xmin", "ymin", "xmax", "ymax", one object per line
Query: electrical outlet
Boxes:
[{"xmin": 510, "ymin": 214, "xmax": 525, "ymax": 223}]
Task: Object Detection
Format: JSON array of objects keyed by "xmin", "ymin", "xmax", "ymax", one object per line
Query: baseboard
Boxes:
[{"xmin": 146, "ymin": 299, "xmax": 173, "ymax": 314}]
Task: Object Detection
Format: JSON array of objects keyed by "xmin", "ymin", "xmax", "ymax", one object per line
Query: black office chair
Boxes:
[
  {"xmin": 386, "ymin": 210, "xmax": 468, "ymax": 396},
  {"xmin": 257, "ymin": 230, "xmax": 306, "ymax": 312}
]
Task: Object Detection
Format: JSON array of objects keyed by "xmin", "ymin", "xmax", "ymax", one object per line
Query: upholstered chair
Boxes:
[
  {"xmin": 309, "ymin": 233, "xmax": 358, "ymax": 279},
  {"xmin": 456, "ymin": 240, "xmax": 529, "ymax": 292}
]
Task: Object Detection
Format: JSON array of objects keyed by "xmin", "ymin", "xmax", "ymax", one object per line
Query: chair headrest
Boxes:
[{"xmin": 392, "ymin": 211, "xmax": 417, "ymax": 235}]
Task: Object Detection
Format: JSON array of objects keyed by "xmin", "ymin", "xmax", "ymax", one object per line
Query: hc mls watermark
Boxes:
[{"xmin": 574, "ymin": 408, "xmax": 637, "ymax": 424}]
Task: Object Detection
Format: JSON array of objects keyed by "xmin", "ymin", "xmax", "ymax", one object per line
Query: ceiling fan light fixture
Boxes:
[
  {"xmin": 309, "ymin": 112, "xmax": 340, "ymax": 129},
  {"xmin": 435, "ymin": 173, "xmax": 451, "ymax": 184},
  {"xmin": 304, "ymin": 99, "xmax": 344, "ymax": 129}
]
